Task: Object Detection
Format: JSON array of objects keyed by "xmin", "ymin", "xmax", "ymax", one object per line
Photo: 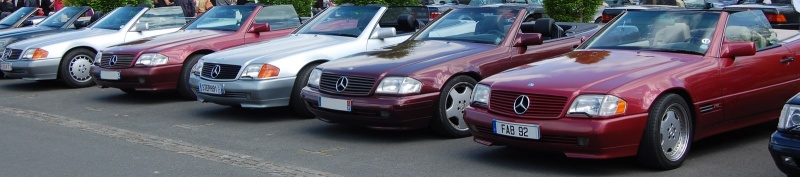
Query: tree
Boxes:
[
  {"xmin": 256, "ymin": 0, "xmax": 314, "ymax": 17},
  {"xmin": 63, "ymin": 0, "xmax": 151, "ymax": 13},
  {"xmin": 542, "ymin": 0, "xmax": 603, "ymax": 23}
]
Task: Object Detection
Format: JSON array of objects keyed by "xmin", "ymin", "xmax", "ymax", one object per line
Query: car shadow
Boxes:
[
  {"xmin": 301, "ymin": 123, "xmax": 446, "ymax": 143},
  {"xmin": 0, "ymin": 80, "xmax": 70, "ymax": 91},
  {"xmin": 688, "ymin": 120, "xmax": 776, "ymax": 158},
  {"xmin": 190, "ymin": 106, "xmax": 299, "ymax": 123},
  {"xmin": 90, "ymin": 90, "xmax": 188, "ymax": 105}
]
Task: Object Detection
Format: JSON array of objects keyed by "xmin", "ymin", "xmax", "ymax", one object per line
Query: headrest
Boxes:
[
  {"xmin": 533, "ymin": 18, "xmax": 555, "ymax": 36},
  {"xmin": 520, "ymin": 22, "xmax": 536, "ymax": 33},
  {"xmin": 724, "ymin": 26, "xmax": 752, "ymax": 41},
  {"xmin": 89, "ymin": 11, "xmax": 104, "ymax": 23},
  {"xmin": 396, "ymin": 14, "xmax": 416, "ymax": 32}
]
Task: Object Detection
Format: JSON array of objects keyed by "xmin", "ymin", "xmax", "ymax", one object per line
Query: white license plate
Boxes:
[
  {"xmin": 0, "ymin": 63, "xmax": 10, "ymax": 71},
  {"xmin": 99, "ymin": 70, "xmax": 120, "ymax": 80},
  {"xmin": 319, "ymin": 96, "xmax": 351, "ymax": 112},
  {"xmin": 198, "ymin": 83, "xmax": 223, "ymax": 95},
  {"xmin": 493, "ymin": 120, "xmax": 540, "ymax": 139}
]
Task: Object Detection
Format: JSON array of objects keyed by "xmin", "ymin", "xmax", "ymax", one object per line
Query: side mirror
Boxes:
[
  {"xmin": 513, "ymin": 33, "xmax": 543, "ymax": 47},
  {"xmin": 131, "ymin": 22, "xmax": 149, "ymax": 32},
  {"xmin": 370, "ymin": 27, "xmax": 396, "ymax": 39},
  {"xmin": 720, "ymin": 41, "xmax": 756, "ymax": 58},
  {"xmin": 74, "ymin": 21, "xmax": 89, "ymax": 29},
  {"xmin": 248, "ymin": 23, "xmax": 270, "ymax": 33},
  {"xmin": 21, "ymin": 20, "xmax": 33, "ymax": 27}
]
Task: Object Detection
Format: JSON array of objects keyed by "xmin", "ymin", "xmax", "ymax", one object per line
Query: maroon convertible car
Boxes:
[
  {"xmin": 464, "ymin": 10, "xmax": 800, "ymax": 169},
  {"xmin": 91, "ymin": 5, "xmax": 300, "ymax": 99},
  {"xmin": 301, "ymin": 7, "xmax": 599, "ymax": 137}
]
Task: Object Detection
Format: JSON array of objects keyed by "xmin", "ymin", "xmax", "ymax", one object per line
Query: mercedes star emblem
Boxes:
[
  {"xmin": 4, "ymin": 50, "xmax": 10, "ymax": 59},
  {"xmin": 109, "ymin": 55, "xmax": 118, "ymax": 66},
  {"xmin": 210, "ymin": 65, "xmax": 221, "ymax": 78},
  {"xmin": 513, "ymin": 95, "xmax": 530, "ymax": 114},
  {"xmin": 335, "ymin": 76, "xmax": 348, "ymax": 92}
]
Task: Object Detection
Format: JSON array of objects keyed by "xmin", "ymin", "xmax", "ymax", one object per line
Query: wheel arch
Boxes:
[
  {"xmin": 298, "ymin": 59, "xmax": 329, "ymax": 76},
  {"xmin": 185, "ymin": 49, "xmax": 215, "ymax": 64},
  {"xmin": 652, "ymin": 88, "xmax": 697, "ymax": 134}
]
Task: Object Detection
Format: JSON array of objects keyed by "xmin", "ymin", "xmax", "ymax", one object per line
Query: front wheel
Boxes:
[
  {"xmin": 637, "ymin": 93, "xmax": 693, "ymax": 170},
  {"xmin": 431, "ymin": 75, "xmax": 476, "ymax": 138},
  {"xmin": 177, "ymin": 54, "xmax": 205, "ymax": 100},
  {"xmin": 290, "ymin": 62, "xmax": 323, "ymax": 118},
  {"xmin": 59, "ymin": 49, "xmax": 96, "ymax": 88}
]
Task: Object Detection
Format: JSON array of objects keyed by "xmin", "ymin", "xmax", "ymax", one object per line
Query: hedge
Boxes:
[
  {"xmin": 63, "ymin": 0, "xmax": 151, "ymax": 13},
  {"xmin": 542, "ymin": 0, "xmax": 603, "ymax": 23}
]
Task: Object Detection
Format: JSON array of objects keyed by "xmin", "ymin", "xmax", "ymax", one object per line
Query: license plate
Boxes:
[
  {"xmin": 319, "ymin": 96, "xmax": 351, "ymax": 112},
  {"xmin": 198, "ymin": 83, "xmax": 223, "ymax": 95},
  {"xmin": 0, "ymin": 63, "xmax": 10, "ymax": 71},
  {"xmin": 493, "ymin": 120, "xmax": 540, "ymax": 139},
  {"xmin": 99, "ymin": 70, "xmax": 120, "ymax": 80}
]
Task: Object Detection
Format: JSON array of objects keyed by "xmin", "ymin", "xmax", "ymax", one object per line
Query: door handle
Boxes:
[{"xmin": 781, "ymin": 57, "xmax": 795, "ymax": 63}]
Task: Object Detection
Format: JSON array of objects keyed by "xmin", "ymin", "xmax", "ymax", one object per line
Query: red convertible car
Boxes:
[
  {"xmin": 90, "ymin": 5, "xmax": 300, "ymax": 99},
  {"xmin": 301, "ymin": 7, "xmax": 599, "ymax": 137},
  {"xmin": 464, "ymin": 10, "xmax": 800, "ymax": 169}
]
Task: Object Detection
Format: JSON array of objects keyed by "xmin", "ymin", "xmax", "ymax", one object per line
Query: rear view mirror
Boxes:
[
  {"xmin": 21, "ymin": 20, "xmax": 33, "ymax": 27},
  {"xmin": 720, "ymin": 41, "xmax": 756, "ymax": 58},
  {"xmin": 370, "ymin": 27, "xmax": 396, "ymax": 39},
  {"xmin": 131, "ymin": 22, "xmax": 149, "ymax": 32},
  {"xmin": 248, "ymin": 23, "xmax": 270, "ymax": 33},
  {"xmin": 513, "ymin": 33, "xmax": 543, "ymax": 47}
]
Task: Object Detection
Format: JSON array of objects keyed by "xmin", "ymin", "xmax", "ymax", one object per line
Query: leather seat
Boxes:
[
  {"xmin": 653, "ymin": 23, "xmax": 690, "ymax": 45},
  {"xmin": 396, "ymin": 14, "xmax": 416, "ymax": 33},
  {"xmin": 532, "ymin": 18, "xmax": 563, "ymax": 40},
  {"xmin": 724, "ymin": 26, "xmax": 767, "ymax": 49}
]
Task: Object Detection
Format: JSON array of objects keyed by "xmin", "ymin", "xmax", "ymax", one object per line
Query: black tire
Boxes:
[
  {"xmin": 637, "ymin": 93, "xmax": 693, "ymax": 170},
  {"xmin": 59, "ymin": 48, "xmax": 96, "ymax": 88},
  {"xmin": 290, "ymin": 62, "xmax": 323, "ymax": 118},
  {"xmin": 177, "ymin": 54, "xmax": 204, "ymax": 100},
  {"xmin": 431, "ymin": 75, "xmax": 477, "ymax": 138},
  {"xmin": 120, "ymin": 88, "xmax": 143, "ymax": 95}
]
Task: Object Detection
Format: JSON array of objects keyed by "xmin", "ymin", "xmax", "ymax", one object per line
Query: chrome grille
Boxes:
[
  {"xmin": 99, "ymin": 54, "xmax": 136, "ymax": 68},
  {"xmin": 319, "ymin": 73, "xmax": 375, "ymax": 96},
  {"xmin": 201, "ymin": 63, "xmax": 240, "ymax": 80},
  {"xmin": 488, "ymin": 90, "xmax": 568, "ymax": 119},
  {"xmin": 3, "ymin": 49, "xmax": 22, "ymax": 60}
]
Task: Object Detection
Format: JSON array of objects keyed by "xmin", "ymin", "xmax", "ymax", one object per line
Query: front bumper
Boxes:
[
  {"xmin": 189, "ymin": 74, "xmax": 295, "ymax": 108},
  {"xmin": 301, "ymin": 87, "xmax": 437, "ymax": 130},
  {"xmin": 463, "ymin": 107, "xmax": 648, "ymax": 159},
  {"xmin": 0, "ymin": 58, "xmax": 60, "ymax": 80},
  {"xmin": 90, "ymin": 65, "xmax": 182, "ymax": 91},
  {"xmin": 769, "ymin": 131, "xmax": 800, "ymax": 176}
]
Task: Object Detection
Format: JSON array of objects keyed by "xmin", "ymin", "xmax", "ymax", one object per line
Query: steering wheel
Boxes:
[{"xmin": 485, "ymin": 30, "xmax": 506, "ymax": 38}]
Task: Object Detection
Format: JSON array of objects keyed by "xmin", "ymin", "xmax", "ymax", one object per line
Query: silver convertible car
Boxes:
[
  {"xmin": 0, "ymin": 6, "xmax": 189, "ymax": 87},
  {"xmin": 189, "ymin": 6, "xmax": 428, "ymax": 117}
]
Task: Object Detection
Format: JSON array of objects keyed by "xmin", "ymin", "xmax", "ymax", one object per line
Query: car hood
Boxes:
[
  {"xmin": 0, "ymin": 26, "xmax": 55, "ymax": 38},
  {"xmin": 604, "ymin": 5, "xmax": 683, "ymax": 10},
  {"xmin": 318, "ymin": 40, "xmax": 493, "ymax": 78},
  {"xmin": 201, "ymin": 34, "xmax": 356, "ymax": 64},
  {"xmin": 482, "ymin": 50, "xmax": 699, "ymax": 97},
  {"xmin": 8, "ymin": 28, "xmax": 117, "ymax": 49},
  {"xmin": 106, "ymin": 30, "xmax": 235, "ymax": 53}
]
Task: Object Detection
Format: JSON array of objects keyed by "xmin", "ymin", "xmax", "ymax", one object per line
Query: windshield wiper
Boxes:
[{"xmin": 640, "ymin": 48, "xmax": 703, "ymax": 55}]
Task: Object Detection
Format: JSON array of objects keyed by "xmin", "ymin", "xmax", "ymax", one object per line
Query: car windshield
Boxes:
[
  {"xmin": 37, "ymin": 7, "xmax": 84, "ymax": 28},
  {"xmin": 415, "ymin": 7, "xmax": 519, "ymax": 45},
  {"xmin": 584, "ymin": 11, "xmax": 720, "ymax": 55},
  {"xmin": 638, "ymin": 0, "xmax": 706, "ymax": 6},
  {"xmin": 0, "ymin": 7, "xmax": 35, "ymax": 26},
  {"xmin": 294, "ymin": 6, "xmax": 380, "ymax": 37},
  {"xmin": 90, "ymin": 7, "xmax": 145, "ymax": 30},
  {"xmin": 185, "ymin": 6, "xmax": 255, "ymax": 31},
  {"xmin": 470, "ymin": 0, "xmax": 542, "ymax": 6}
]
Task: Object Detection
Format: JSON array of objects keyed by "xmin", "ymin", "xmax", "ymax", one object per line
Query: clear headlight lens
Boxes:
[
  {"xmin": 778, "ymin": 104, "xmax": 800, "ymax": 131},
  {"xmin": 241, "ymin": 63, "xmax": 279, "ymax": 79},
  {"xmin": 567, "ymin": 95, "xmax": 627, "ymax": 117},
  {"xmin": 471, "ymin": 84, "xmax": 490, "ymax": 105},
  {"xmin": 22, "ymin": 48, "xmax": 48, "ymax": 60},
  {"xmin": 191, "ymin": 61, "xmax": 203, "ymax": 75},
  {"xmin": 307, "ymin": 68, "xmax": 322, "ymax": 88},
  {"xmin": 375, "ymin": 77, "xmax": 422, "ymax": 94},
  {"xmin": 93, "ymin": 51, "xmax": 102, "ymax": 65},
  {"xmin": 135, "ymin": 53, "xmax": 169, "ymax": 66}
]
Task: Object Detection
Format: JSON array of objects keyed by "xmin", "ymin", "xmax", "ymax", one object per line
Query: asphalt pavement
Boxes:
[{"xmin": 0, "ymin": 78, "xmax": 783, "ymax": 176}]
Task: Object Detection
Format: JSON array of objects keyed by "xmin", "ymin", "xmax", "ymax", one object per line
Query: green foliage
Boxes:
[
  {"xmin": 542, "ymin": 0, "xmax": 603, "ymax": 23},
  {"xmin": 258, "ymin": 0, "xmax": 314, "ymax": 17},
  {"xmin": 333, "ymin": 0, "xmax": 421, "ymax": 6},
  {"xmin": 63, "ymin": 0, "xmax": 151, "ymax": 13}
]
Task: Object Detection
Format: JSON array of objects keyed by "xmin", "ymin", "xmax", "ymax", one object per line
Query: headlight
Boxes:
[
  {"xmin": 93, "ymin": 51, "xmax": 102, "ymax": 65},
  {"xmin": 471, "ymin": 84, "xmax": 490, "ymax": 105},
  {"xmin": 135, "ymin": 53, "xmax": 169, "ymax": 66},
  {"xmin": 778, "ymin": 104, "xmax": 800, "ymax": 131},
  {"xmin": 240, "ymin": 63, "xmax": 279, "ymax": 79},
  {"xmin": 191, "ymin": 61, "xmax": 203, "ymax": 75},
  {"xmin": 375, "ymin": 77, "xmax": 422, "ymax": 94},
  {"xmin": 567, "ymin": 95, "xmax": 627, "ymax": 117},
  {"xmin": 307, "ymin": 68, "xmax": 322, "ymax": 88},
  {"xmin": 22, "ymin": 48, "xmax": 48, "ymax": 60}
]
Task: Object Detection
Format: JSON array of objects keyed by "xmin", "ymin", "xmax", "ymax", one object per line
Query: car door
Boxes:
[
  {"xmin": 244, "ymin": 5, "xmax": 301, "ymax": 44},
  {"xmin": 721, "ymin": 11, "xmax": 798, "ymax": 121},
  {"xmin": 124, "ymin": 7, "xmax": 188, "ymax": 42}
]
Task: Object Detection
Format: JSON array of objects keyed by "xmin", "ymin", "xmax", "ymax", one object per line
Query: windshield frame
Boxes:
[
  {"xmin": 0, "ymin": 7, "xmax": 36, "ymax": 26},
  {"xmin": 89, "ymin": 7, "xmax": 146, "ymax": 30},
  {"xmin": 292, "ymin": 6, "xmax": 382, "ymax": 38},
  {"xmin": 37, "ymin": 7, "xmax": 87, "ymax": 28}
]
